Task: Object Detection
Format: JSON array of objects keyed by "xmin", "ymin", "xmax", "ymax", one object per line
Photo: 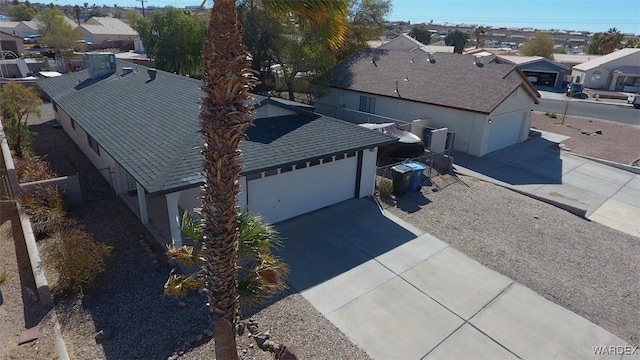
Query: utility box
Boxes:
[{"xmin": 390, "ymin": 165, "xmax": 413, "ymax": 197}]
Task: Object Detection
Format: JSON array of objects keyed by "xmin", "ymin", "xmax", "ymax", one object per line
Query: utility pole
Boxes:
[{"xmin": 138, "ymin": 0, "xmax": 145, "ymax": 17}]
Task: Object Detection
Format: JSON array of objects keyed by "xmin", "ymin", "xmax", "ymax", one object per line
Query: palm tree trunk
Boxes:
[{"xmin": 200, "ymin": 0, "xmax": 255, "ymax": 358}]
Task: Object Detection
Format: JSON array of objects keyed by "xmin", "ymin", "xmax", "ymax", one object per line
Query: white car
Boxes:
[{"xmin": 628, "ymin": 94, "xmax": 638, "ymax": 104}]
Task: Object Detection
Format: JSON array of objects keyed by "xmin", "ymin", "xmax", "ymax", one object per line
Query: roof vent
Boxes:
[
  {"xmin": 474, "ymin": 55, "xmax": 484, "ymax": 67},
  {"xmin": 121, "ymin": 66, "xmax": 133, "ymax": 76},
  {"xmin": 428, "ymin": 52, "xmax": 436, "ymax": 64},
  {"xmin": 148, "ymin": 68, "xmax": 157, "ymax": 81}
]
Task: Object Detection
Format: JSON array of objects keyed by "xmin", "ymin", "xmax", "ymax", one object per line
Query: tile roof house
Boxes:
[
  {"xmin": 315, "ymin": 49, "xmax": 540, "ymax": 157},
  {"xmin": 570, "ymin": 48, "xmax": 640, "ymax": 92},
  {"xmin": 493, "ymin": 55, "xmax": 569, "ymax": 89},
  {"xmin": 37, "ymin": 54, "xmax": 396, "ymax": 246}
]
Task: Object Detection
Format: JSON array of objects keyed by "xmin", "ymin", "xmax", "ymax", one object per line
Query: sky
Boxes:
[{"xmin": 46, "ymin": 0, "xmax": 640, "ymax": 35}]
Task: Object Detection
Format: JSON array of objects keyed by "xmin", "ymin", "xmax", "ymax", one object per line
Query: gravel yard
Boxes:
[
  {"xmin": 383, "ymin": 175, "xmax": 640, "ymax": 346},
  {"xmin": 21, "ymin": 104, "xmax": 369, "ymax": 360}
]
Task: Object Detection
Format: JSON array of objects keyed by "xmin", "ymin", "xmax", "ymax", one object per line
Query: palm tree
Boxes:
[
  {"xmin": 474, "ymin": 26, "xmax": 486, "ymax": 49},
  {"xmin": 198, "ymin": 0, "xmax": 347, "ymax": 358},
  {"xmin": 165, "ymin": 211, "xmax": 289, "ymax": 309},
  {"xmin": 601, "ymin": 27, "xmax": 623, "ymax": 54}
]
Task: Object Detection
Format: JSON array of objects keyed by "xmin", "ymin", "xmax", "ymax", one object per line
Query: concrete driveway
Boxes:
[
  {"xmin": 275, "ymin": 199, "xmax": 629, "ymax": 359},
  {"xmin": 453, "ymin": 133, "xmax": 640, "ymax": 237}
]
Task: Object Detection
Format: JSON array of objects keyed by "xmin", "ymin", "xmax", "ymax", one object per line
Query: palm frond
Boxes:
[
  {"xmin": 164, "ymin": 272, "xmax": 204, "ymax": 297},
  {"xmin": 179, "ymin": 211, "xmax": 205, "ymax": 250},
  {"xmin": 166, "ymin": 244, "xmax": 203, "ymax": 267},
  {"xmin": 262, "ymin": 0, "xmax": 348, "ymax": 50},
  {"xmin": 237, "ymin": 212, "xmax": 282, "ymax": 256}
]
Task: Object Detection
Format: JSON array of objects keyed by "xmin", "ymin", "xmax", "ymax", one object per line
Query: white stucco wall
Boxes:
[
  {"xmin": 55, "ymin": 105, "xmax": 132, "ymax": 194},
  {"xmin": 318, "ymin": 85, "xmax": 537, "ymax": 157},
  {"xmin": 316, "ymin": 89, "xmax": 489, "ymax": 156},
  {"xmin": 255, "ymin": 104, "xmax": 296, "ymax": 118},
  {"xmin": 359, "ymin": 148, "xmax": 378, "ymax": 198}
]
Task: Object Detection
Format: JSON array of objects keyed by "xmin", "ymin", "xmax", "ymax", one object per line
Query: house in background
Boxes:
[
  {"xmin": 378, "ymin": 33, "xmax": 454, "ymax": 53},
  {"xmin": 570, "ymin": 48, "xmax": 640, "ymax": 91},
  {"xmin": 315, "ymin": 49, "xmax": 540, "ymax": 157},
  {"xmin": 14, "ymin": 16, "xmax": 77, "ymax": 39},
  {"xmin": 37, "ymin": 54, "xmax": 396, "ymax": 246},
  {"xmin": 0, "ymin": 21, "xmax": 20, "ymax": 36},
  {"xmin": 552, "ymin": 54, "xmax": 602, "ymax": 69},
  {"xmin": 79, "ymin": 17, "xmax": 138, "ymax": 46},
  {"xmin": 0, "ymin": 30, "xmax": 24, "ymax": 58},
  {"xmin": 493, "ymin": 55, "xmax": 569, "ymax": 90}
]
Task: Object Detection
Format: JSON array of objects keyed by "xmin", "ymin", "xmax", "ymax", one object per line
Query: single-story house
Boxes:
[
  {"xmin": 552, "ymin": 53, "xmax": 602, "ymax": 69},
  {"xmin": 37, "ymin": 54, "xmax": 396, "ymax": 246},
  {"xmin": 79, "ymin": 17, "xmax": 138, "ymax": 45},
  {"xmin": 378, "ymin": 33, "xmax": 454, "ymax": 53},
  {"xmin": 0, "ymin": 21, "xmax": 20, "ymax": 36},
  {"xmin": 493, "ymin": 55, "xmax": 569, "ymax": 89},
  {"xmin": 0, "ymin": 30, "xmax": 24, "ymax": 58},
  {"xmin": 570, "ymin": 48, "xmax": 640, "ymax": 91},
  {"xmin": 315, "ymin": 49, "xmax": 540, "ymax": 157},
  {"xmin": 15, "ymin": 17, "xmax": 77, "ymax": 39}
]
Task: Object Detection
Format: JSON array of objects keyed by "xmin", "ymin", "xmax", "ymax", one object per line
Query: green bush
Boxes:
[
  {"xmin": 378, "ymin": 179, "xmax": 393, "ymax": 198},
  {"xmin": 549, "ymin": 113, "xmax": 557, "ymax": 118},
  {"xmin": 45, "ymin": 222, "xmax": 112, "ymax": 294},
  {"xmin": 14, "ymin": 157, "xmax": 57, "ymax": 183},
  {"xmin": 17, "ymin": 186, "xmax": 65, "ymax": 236}
]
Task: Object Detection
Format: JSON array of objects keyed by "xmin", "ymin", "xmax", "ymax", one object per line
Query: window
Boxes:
[
  {"xmin": 592, "ymin": 71, "xmax": 602, "ymax": 81},
  {"xmin": 86, "ymin": 133, "xmax": 99, "ymax": 155},
  {"xmin": 359, "ymin": 96, "xmax": 376, "ymax": 113}
]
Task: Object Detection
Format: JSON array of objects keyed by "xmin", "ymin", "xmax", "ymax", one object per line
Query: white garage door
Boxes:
[
  {"xmin": 247, "ymin": 155, "xmax": 358, "ymax": 224},
  {"xmin": 486, "ymin": 113, "xmax": 524, "ymax": 154}
]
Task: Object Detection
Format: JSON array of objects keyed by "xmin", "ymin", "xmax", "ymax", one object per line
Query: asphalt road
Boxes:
[{"xmin": 535, "ymin": 98, "xmax": 640, "ymax": 126}]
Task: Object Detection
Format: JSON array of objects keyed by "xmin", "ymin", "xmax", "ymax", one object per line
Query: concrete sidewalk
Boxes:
[
  {"xmin": 275, "ymin": 199, "xmax": 631, "ymax": 359},
  {"xmin": 453, "ymin": 133, "xmax": 640, "ymax": 238}
]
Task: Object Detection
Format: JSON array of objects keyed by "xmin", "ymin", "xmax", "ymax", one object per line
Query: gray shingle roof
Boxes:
[
  {"xmin": 330, "ymin": 49, "xmax": 532, "ymax": 114},
  {"xmin": 38, "ymin": 60, "xmax": 395, "ymax": 194}
]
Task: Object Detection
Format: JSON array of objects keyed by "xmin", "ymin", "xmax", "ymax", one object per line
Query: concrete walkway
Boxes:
[
  {"xmin": 453, "ymin": 133, "xmax": 640, "ymax": 238},
  {"xmin": 275, "ymin": 199, "xmax": 631, "ymax": 360}
]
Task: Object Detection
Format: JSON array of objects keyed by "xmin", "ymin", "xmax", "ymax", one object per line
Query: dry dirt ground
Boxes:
[
  {"xmin": 0, "ymin": 187, "xmax": 56, "ymax": 359},
  {"xmin": 531, "ymin": 112, "xmax": 640, "ymax": 165}
]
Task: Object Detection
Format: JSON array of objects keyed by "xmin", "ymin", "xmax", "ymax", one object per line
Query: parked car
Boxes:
[
  {"xmin": 628, "ymin": 94, "xmax": 638, "ymax": 104},
  {"xmin": 23, "ymin": 34, "xmax": 42, "ymax": 44},
  {"xmin": 566, "ymin": 83, "xmax": 584, "ymax": 98},
  {"xmin": 632, "ymin": 96, "xmax": 640, "ymax": 109}
]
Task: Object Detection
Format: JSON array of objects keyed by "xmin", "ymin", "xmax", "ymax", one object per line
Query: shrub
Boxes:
[
  {"xmin": 378, "ymin": 179, "xmax": 393, "ymax": 198},
  {"xmin": 14, "ymin": 157, "xmax": 57, "ymax": 183},
  {"xmin": 549, "ymin": 113, "xmax": 557, "ymax": 118},
  {"xmin": 45, "ymin": 221, "xmax": 112, "ymax": 294},
  {"xmin": 0, "ymin": 270, "xmax": 7, "ymax": 284},
  {"xmin": 17, "ymin": 186, "xmax": 65, "ymax": 236},
  {"xmin": 544, "ymin": 112, "xmax": 550, "ymax": 117}
]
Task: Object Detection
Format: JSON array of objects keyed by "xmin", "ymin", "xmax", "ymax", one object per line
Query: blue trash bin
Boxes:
[{"xmin": 405, "ymin": 162, "xmax": 426, "ymax": 192}]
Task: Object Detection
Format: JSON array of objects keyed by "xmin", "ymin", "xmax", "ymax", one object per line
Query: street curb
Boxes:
[{"xmin": 565, "ymin": 152, "xmax": 640, "ymax": 175}]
